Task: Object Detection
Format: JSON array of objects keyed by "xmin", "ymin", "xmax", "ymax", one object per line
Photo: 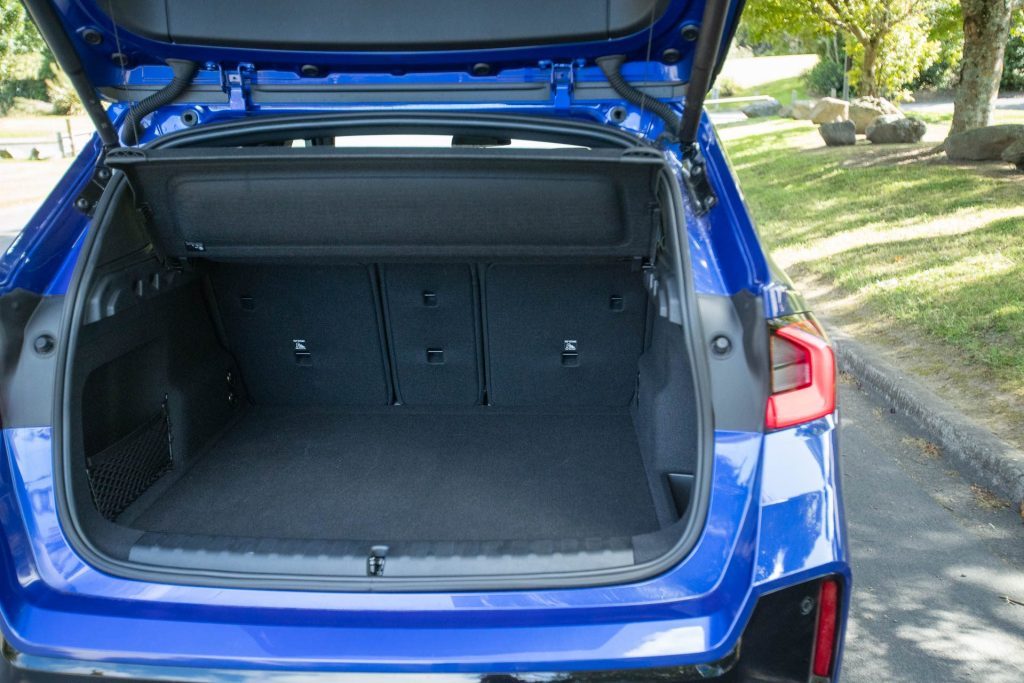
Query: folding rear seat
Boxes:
[{"xmin": 484, "ymin": 261, "xmax": 648, "ymax": 406}]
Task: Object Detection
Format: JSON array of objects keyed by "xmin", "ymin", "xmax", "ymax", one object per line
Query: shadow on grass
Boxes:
[
  {"xmin": 725, "ymin": 133, "xmax": 1022, "ymax": 252},
  {"xmin": 796, "ymin": 216, "xmax": 1024, "ymax": 385}
]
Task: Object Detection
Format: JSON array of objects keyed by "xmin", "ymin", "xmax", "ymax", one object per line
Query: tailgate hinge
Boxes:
[
  {"xmin": 73, "ymin": 156, "xmax": 114, "ymax": 216},
  {"xmin": 680, "ymin": 143, "xmax": 717, "ymax": 216},
  {"xmin": 225, "ymin": 63, "xmax": 255, "ymax": 111},
  {"xmin": 542, "ymin": 60, "xmax": 581, "ymax": 111}
]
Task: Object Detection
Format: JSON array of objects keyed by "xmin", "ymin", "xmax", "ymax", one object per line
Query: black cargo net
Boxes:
[{"xmin": 86, "ymin": 405, "xmax": 172, "ymax": 520}]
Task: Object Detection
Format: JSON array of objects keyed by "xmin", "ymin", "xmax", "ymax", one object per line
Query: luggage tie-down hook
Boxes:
[{"xmin": 367, "ymin": 545, "xmax": 389, "ymax": 576}]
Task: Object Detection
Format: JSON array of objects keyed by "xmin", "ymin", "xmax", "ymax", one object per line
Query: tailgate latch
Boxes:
[
  {"xmin": 542, "ymin": 60, "xmax": 581, "ymax": 111},
  {"xmin": 225, "ymin": 63, "xmax": 255, "ymax": 111}
]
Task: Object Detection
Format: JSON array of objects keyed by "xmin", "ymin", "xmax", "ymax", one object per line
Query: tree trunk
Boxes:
[
  {"xmin": 951, "ymin": 0, "xmax": 1014, "ymax": 135},
  {"xmin": 859, "ymin": 41, "xmax": 880, "ymax": 97}
]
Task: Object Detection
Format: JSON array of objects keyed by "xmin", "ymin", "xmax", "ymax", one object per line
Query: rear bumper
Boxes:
[
  {"xmin": 0, "ymin": 420, "xmax": 848, "ymax": 676},
  {"xmin": 0, "ymin": 642, "xmax": 739, "ymax": 682},
  {"xmin": 0, "ymin": 579, "xmax": 838, "ymax": 682}
]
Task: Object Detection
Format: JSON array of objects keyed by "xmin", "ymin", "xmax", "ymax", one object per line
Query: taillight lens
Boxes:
[
  {"xmin": 812, "ymin": 578, "xmax": 841, "ymax": 677},
  {"xmin": 766, "ymin": 316, "xmax": 836, "ymax": 430}
]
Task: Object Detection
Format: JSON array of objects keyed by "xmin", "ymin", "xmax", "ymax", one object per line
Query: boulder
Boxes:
[
  {"xmin": 849, "ymin": 96, "xmax": 902, "ymax": 134},
  {"xmin": 810, "ymin": 97, "xmax": 849, "ymax": 124},
  {"xmin": 819, "ymin": 120, "xmax": 856, "ymax": 147},
  {"xmin": 1001, "ymin": 138, "xmax": 1024, "ymax": 170},
  {"xmin": 742, "ymin": 98, "xmax": 782, "ymax": 118},
  {"xmin": 790, "ymin": 100, "xmax": 815, "ymax": 120},
  {"xmin": 866, "ymin": 115, "xmax": 926, "ymax": 144},
  {"xmin": 945, "ymin": 124, "xmax": 1024, "ymax": 161}
]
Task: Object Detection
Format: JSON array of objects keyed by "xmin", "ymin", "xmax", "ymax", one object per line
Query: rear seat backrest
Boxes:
[
  {"xmin": 210, "ymin": 264, "xmax": 392, "ymax": 405},
  {"xmin": 484, "ymin": 262, "xmax": 647, "ymax": 406},
  {"xmin": 208, "ymin": 261, "xmax": 647, "ymax": 408},
  {"xmin": 381, "ymin": 264, "xmax": 482, "ymax": 406}
]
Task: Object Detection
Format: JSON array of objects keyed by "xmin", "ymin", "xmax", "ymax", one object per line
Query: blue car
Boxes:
[{"xmin": 2, "ymin": 1, "xmax": 849, "ymax": 680}]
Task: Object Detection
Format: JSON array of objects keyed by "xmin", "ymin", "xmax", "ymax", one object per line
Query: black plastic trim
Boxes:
[
  {"xmin": 96, "ymin": 0, "xmax": 672, "ymax": 52},
  {"xmin": 98, "ymin": 80, "xmax": 688, "ymax": 107},
  {"xmin": 0, "ymin": 637, "xmax": 739, "ymax": 682},
  {"xmin": 140, "ymin": 111, "xmax": 652, "ymax": 150},
  {"xmin": 129, "ymin": 533, "xmax": 637, "ymax": 576}
]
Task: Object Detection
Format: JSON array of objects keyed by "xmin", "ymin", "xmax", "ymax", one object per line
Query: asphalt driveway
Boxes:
[{"xmin": 839, "ymin": 379, "xmax": 1024, "ymax": 681}]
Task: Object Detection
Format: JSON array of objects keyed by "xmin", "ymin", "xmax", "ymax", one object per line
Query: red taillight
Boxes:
[
  {"xmin": 765, "ymin": 318, "xmax": 836, "ymax": 430},
  {"xmin": 812, "ymin": 578, "xmax": 840, "ymax": 677}
]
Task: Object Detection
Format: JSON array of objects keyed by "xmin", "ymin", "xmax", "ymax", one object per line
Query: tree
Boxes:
[
  {"xmin": 1, "ymin": 0, "xmax": 53, "ymax": 110},
  {"xmin": 950, "ymin": 1, "xmax": 1024, "ymax": 134},
  {"xmin": 744, "ymin": 0, "xmax": 945, "ymax": 97},
  {"xmin": 0, "ymin": 0, "xmax": 46, "ymax": 82}
]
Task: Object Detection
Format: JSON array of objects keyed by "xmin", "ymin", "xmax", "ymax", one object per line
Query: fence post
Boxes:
[
  {"xmin": 65, "ymin": 118, "xmax": 76, "ymax": 157},
  {"xmin": 55, "ymin": 132, "xmax": 66, "ymax": 158}
]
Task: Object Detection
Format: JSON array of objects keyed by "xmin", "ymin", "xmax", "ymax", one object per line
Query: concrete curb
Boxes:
[{"xmin": 831, "ymin": 327, "xmax": 1024, "ymax": 506}]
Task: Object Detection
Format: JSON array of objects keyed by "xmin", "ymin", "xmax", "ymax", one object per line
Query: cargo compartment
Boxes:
[{"xmin": 61, "ymin": 140, "xmax": 709, "ymax": 586}]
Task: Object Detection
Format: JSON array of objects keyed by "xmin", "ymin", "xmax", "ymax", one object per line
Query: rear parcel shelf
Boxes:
[{"xmin": 103, "ymin": 146, "xmax": 666, "ymax": 261}]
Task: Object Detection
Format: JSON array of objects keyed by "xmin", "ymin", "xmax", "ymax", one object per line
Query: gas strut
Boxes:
[
  {"xmin": 679, "ymin": 0, "xmax": 731, "ymax": 147},
  {"xmin": 22, "ymin": 1, "xmax": 200, "ymax": 148},
  {"xmin": 596, "ymin": 1, "xmax": 731, "ymax": 215},
  {"xmin": 677, "ymin": 0, "xmax": 730, "ymax": 215},
  {"xmin": 22, "ymin": 0, "xmax": 119, "ymax": 147}
]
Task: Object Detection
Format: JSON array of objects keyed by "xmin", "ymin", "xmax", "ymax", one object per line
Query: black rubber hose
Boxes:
[
  {"xmin": 596, "ymin": 55, "xmax": 682, "ymax": 139},
  {"xmin": 122, "ymin": 59, "xmax": 199, "ymax": 145}
]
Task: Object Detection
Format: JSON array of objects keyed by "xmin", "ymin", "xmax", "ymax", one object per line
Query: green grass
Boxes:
[
  {"xmin": 0, "ymin": 114, "xmax": 92, "ymax": 140},
  {"xmin": 720, "ymin": 113, "xmax": 1024, "ymax": 432},
  {"xmin": 733, "ymin": 75, "xmax": 809, "ymax": 104}
]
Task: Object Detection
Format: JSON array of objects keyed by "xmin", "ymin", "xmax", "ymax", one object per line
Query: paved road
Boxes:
[
  {"xmin": 839, "ymin": 378, "xmax": 1024, "ymax": 682},
  {"xmin": 902, "ymin": 95, "xmax": 1024, "ymax": 115},
  {"xmin": 708, "ymin": 93, "xmax": 1024, "ymax": 126}
]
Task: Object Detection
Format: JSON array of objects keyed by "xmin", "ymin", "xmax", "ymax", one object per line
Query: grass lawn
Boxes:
[
  {"xmin": 713, "ymin": 54, "xmax": 815, "ymax": 112},
  {"xmin": 720, "ymin": 110, "xmax": 1024, "ymax": 444},
  {"xmin": 0, "ymin": 114, "xmax": 92, "ymax": 140},
  {"xmin": 733, "ymin": 75, "xmax": 810, "ymax": 104}
]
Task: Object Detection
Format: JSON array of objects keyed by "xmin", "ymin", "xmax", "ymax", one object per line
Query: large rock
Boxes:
[
  {"xmin": 810, "ymin": 97, "xmax": 849, "ymax": 124},
  {"xmin": 790, "ymin": 100, "xmax": 815, "ymax": 120},
  {"xmin": 819, "ymin": 120, "xmax": 856, "ymax": 147},
  {"xmin": 742, "ymin": 97, "xmax": 782, "ymax": 118},
  {"xmin": 1002, "ymin": 138, "xmax": 1024, "ymax": 170},
  {"xmin": 849, "ymin": 96, "xmax": 901, "ymax": 134},
  {"xmin": 945, "ymin": 124, "xmax": 1024, "ymax": 161},
  {"xmin": 866, "ymin": 115, "xmax": 926, "ymax": 144}
]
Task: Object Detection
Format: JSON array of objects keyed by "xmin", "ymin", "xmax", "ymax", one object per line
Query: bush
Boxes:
[
  {"xmin": 909, "ymin": 59, "xmax": 960, "ymax": 92},
  {"xmin": 1003, "ymin": 36, "xmax": 1024, "ymax": 92},
  {"xmin": 805, "ymin": 59, "xmax": 846, "ymax": 97},
  {"xmin": 715, "ymin": 76, "xmax": 740, "ymax": 98},
  {"xmin": 44, "ymin": 62, "xmax": 83, "ymax": 115},
  {"xmin": 0, "ymin": 52, "xmax": 48, "ymax": 113}
]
